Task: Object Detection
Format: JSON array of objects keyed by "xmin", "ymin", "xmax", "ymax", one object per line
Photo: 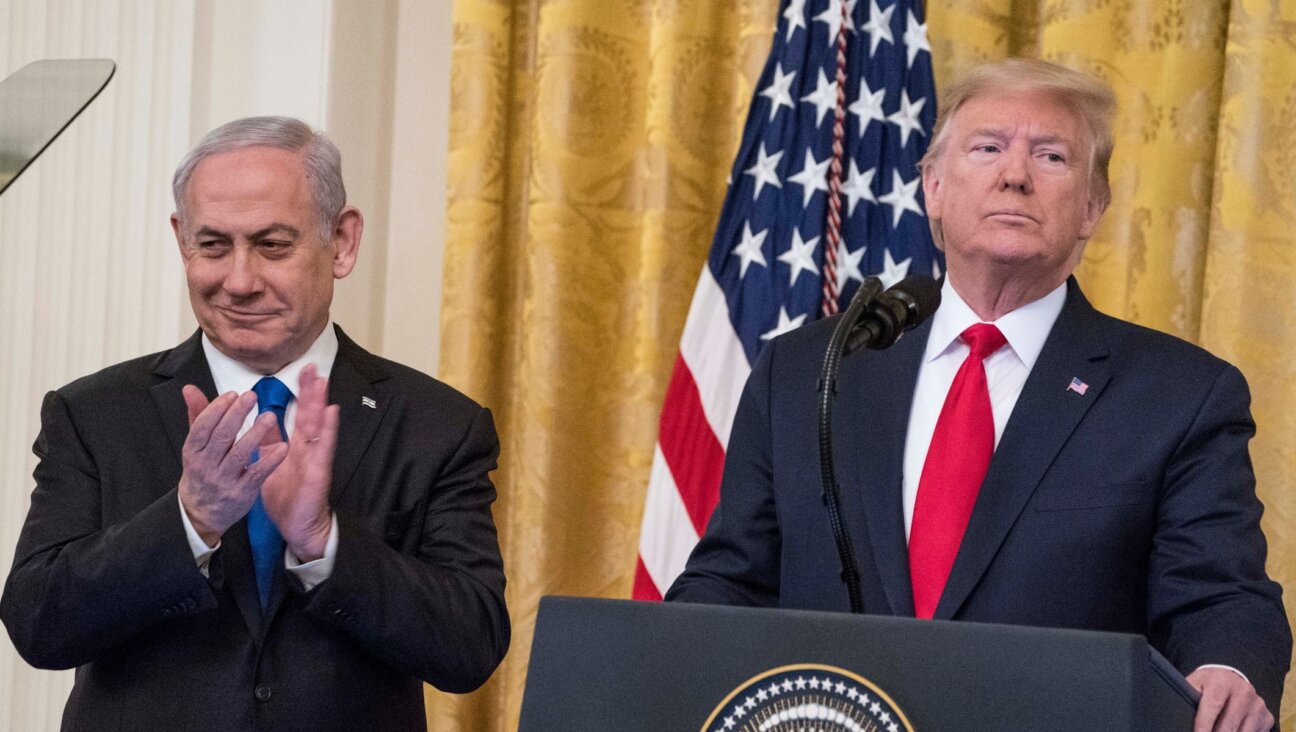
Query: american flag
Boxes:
[{"xmin": 633, "ymin": 0, "xmax": 941, "ymax": 600}]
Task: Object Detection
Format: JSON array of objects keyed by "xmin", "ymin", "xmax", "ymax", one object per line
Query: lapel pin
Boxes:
[
  {"xmin": 1066, "ymin": 377, "xmax": 1089, "ymax": 396},
  {"xmin": 361, "ymin": 396, "xmax": 377, "ymax": 409}
]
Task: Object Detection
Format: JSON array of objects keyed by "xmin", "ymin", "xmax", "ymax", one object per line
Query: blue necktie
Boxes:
[{"xmin": 249, "ymin": 376, "xmax": 290, "ymax": 609}]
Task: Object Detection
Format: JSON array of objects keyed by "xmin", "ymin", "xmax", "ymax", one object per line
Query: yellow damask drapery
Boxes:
[{"xmin": 436, "ymin": 1, "xmax": 1296, "ymax": 729}]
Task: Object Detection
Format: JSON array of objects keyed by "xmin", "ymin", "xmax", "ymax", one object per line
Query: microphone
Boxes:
[
  {"xmin": 843, "ymin": 276, "xmax": 942, "ymax": 354},
  {"xmin": 816, "ymin": 275, "xmax": 941, "ymax": 613}
]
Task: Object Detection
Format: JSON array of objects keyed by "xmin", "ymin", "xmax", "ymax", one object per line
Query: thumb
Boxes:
[
  {"xmin": 181, "ymin": 385, "xmax": 209, "ymax": 426},
  {"xmin": 256, "ymin": 412, "xmax": 285, "ymax": 451}
]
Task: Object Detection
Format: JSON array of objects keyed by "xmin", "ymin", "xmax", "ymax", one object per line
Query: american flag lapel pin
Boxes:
[
  {"xmin": 1066, "ymin": 377, "xmax": 1089, "ymax": 396},
  {"xmin": 361, "ymin": 396, "xmax": 377, "ymax": 409}
]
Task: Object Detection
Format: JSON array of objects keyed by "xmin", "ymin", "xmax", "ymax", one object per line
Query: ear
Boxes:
[
  {"xmin": 1077, "ymin": 191, "xmax": 1108, "ymax": 241},
  {"xmin": 921, "ymin": 164, "xmax": 943, "ymax": 222},
  {"xmin": 171, "ymin": 213, "xmax": 190, "ymax": 264},
  {"xmin": 920, "ymin": 166, "xmax": 945, "ymax": 251},
  {"xmin": 331, "ymin": 206, "xmax": 363, "ymax": 279}
]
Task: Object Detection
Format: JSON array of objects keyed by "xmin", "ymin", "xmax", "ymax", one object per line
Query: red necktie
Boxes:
[{"xmin": 909, "ymin": 323, "xmax": 1006, "ymax": 619}]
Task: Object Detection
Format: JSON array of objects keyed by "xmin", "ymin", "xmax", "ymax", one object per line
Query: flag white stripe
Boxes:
[
  {"xmin": 638, "ymin": 445, "xmax": 702, "ymax": 593},
  {"xmin": 678, "ymin": 266, "xmax": 752, "ymax": 449}
]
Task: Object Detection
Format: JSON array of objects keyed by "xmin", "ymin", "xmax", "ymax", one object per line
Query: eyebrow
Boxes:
[
  {"xmin": 967, "ymin": 128, "xmax": 1073, "ymax": 147},
  {"xmin": 194, "ymin": 223, "xmax": 302, "ymax": 241}
]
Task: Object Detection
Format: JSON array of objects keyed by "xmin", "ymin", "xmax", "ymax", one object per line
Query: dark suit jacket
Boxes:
[
  {"xmin": 667, "ymin": 282, "xmax": 1290, "ymax": 714},
  {"xmin": 1, "ymin": 327, "xmax": 509, "ymax": 731}
]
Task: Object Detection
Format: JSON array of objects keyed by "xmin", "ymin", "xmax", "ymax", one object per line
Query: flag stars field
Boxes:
[
  {"xmin": 743, "ymin": 143, "xmax": 783, "ymax": 199},
  {"xmin": 887, "ymin": 88, "xmax": 927, "ymax": 146},
  {"xmin": 850, "ymin": 79, "xmax": 887, "ymax": 133},
  {"xmin": 777, "ymin": 229, "xmax": 821, "ymax": 286},
  {"xmin": 732, "ymin": 222, "xmax": 769, "ymax": 278},
  {"xmin": 760, "ymin": 63, "xmax": 797, "ymax": 121},
  {"xmin": 842, "ymin": 160, "xmax": 877, "ymax": 216},
  {"xmin": 878, "ymin": 169, "xmax": 923, "ymax": 226},
  {"xmin": 861, "ymin": 0, "xmax": 896, "ymax": 56},
  {"xmin": 801, "ymin": 70, "xmax": 839, "ymax": 126},
  {"xmin": 788, "ymin": 150, "xmax": 831, "ymax": 207},
  {"xmin": 904, "ymin": 9, "xmax": 930, "ymax": 67},
  {"xmin": 814, "ymin": 0, "xmax": 858, "ymax": 41}
]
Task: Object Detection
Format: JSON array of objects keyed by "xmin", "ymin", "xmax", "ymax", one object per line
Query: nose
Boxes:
[
  {"xmin": 998, "ymin": 148, "xmax": 1032, "ymax": 195},
  {"xmin": 223, "ymin": 245, "xmax": 263, "ymax": 297}
]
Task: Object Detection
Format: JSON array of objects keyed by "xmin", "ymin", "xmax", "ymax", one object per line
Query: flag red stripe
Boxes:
[
  {"xmin": 632, "ymin": 555, "xmax": 664, "ymax": 601},
  {"xmin": 657, "ymin": 355, "xmax": 726, "ymax": 537}
]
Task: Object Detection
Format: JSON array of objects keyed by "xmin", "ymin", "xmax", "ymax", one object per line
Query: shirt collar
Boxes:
[
  {"xmin": 201, "ymin": 323, "xmax": 339, "ymax": 398},
  {"xmin": 923, "ymin": 278, "xmax": 1067, "ymax": 370}
]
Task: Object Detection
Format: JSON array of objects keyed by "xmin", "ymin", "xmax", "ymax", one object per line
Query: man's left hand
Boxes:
[
  {"xmin": 1187, "ymin": 666, "xmax": 1273, "ymax": 732},
  {"xmin": 261, "ymin": 363, "xmax": 338, "ymax": 562}
]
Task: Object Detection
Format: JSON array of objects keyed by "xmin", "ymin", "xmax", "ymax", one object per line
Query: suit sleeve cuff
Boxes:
[
  {"xmin": 1193, "ymin": 664, "xmax": 1250, "ymax": 685},
  {"xmin": 177, "ymin": 492, "xmax": 219, "ymax": 577},
  {"xmin": 285, "ymin": 513, "xmax": 339, "ymax": 592}
]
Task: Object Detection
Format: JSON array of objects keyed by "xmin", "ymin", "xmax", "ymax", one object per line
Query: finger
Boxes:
[
  {"xmin": 295, "ymin": 374, "xmax": 330, "ymax": 438},
  {"xmin": 182, "ymin": 385, "xmax": 210, "ymax": 427},
  {"xmin": 1238, "ymin": 702, "xmax": 1272, "ymax": 732},
  {"xmin": 221, "ymin": 411, "xmax": 280, "ymax": 476},
  {"xmin": 1194, "ymin": 685, "xmax": 1227, "ymax": 732},
  {"xmin": 242, "ymin": 441, "xmax": 289, "ymax": 484},
  {"xmin": 1212, "ymin": 690, "xmax": 1246, "ymax": 732},
  {"xmin": 184, "ymin": 391, "xmax": 238, "ymax": 452},
  {"xmin": 295, "ymin": 404, "xmax": 339, "ymax": 490},
  {"xmin": 258, "ymin": 413, "xmax": 286, "ymax": 451},
  {"xmin": 299, "ymin": 363, "xmax": 318, "ymax": 392},
  {"xmin": 311, "ymin": 404, "xmax": 341, "ymax": 462},
  {"xmin": 205, "ymin": 391, "xmax": 258, "ymax": 455}
]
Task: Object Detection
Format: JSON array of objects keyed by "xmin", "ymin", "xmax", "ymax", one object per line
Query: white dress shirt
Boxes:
[
  {"xmin": 902, "ymin": 277, "xmax": 1066, "ymax": 540},
  {"xmin": 178, "ymin": 324, "xmax": 341, "ymax": 591}
]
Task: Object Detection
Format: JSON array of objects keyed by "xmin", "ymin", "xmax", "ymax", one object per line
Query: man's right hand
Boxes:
[{"xmin": 178, "ymin": 387, "xmax": 289, "ymax": 545}]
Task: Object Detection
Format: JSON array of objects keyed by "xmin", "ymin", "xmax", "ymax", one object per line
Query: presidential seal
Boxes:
[{"xmin": 701, "ymin": 664, "xmax": 915, "ymax": 732}]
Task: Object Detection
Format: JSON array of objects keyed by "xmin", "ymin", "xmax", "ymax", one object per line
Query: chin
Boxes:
[
  {"xmin": 975, "ymin": 239, "xmax": 1053, "ymax": 265},
  {"xmin": 210, "ymin": 333, "xmax": 282, "ymax": 370}
]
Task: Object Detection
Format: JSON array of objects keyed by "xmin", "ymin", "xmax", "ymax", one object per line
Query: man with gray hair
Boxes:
[
  {"xmin": 669, "ymin": 59, "xmax": 1289, "ymax": 731},
  {"xmin": 2, "ymin": 116, "xmax": 509, "ymax": 730}
]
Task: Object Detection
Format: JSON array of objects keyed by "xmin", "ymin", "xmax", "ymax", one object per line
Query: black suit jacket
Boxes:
[
  {"xmin": 668, "ymin": 282, "xmax": 1291, "ymax": 714},
  {"xmin": 2, "ymin": 327, "xmax": 509, "ymax": 731}
]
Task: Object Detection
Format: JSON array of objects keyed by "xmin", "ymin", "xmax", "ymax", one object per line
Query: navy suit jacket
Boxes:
[
  {"xmin": 2, "ymin": 327, "xmax": 509, "ymax": 731},
  {"xmin": 668, "ymin": 282, "xmax": 1290, "ymax": 714}
]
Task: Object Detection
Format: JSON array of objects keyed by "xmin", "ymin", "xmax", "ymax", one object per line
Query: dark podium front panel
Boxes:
[{"xmin": 519, "ymin": 596, "xmax": 1197, "ymax": 731}]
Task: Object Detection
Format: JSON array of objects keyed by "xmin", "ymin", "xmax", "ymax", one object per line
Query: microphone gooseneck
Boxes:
[{"xmin": 816, "ymin": 276, "xmax": 941, "ymax": 613}]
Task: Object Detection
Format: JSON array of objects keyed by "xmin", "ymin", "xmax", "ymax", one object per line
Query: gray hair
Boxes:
[
  {"xmin": 172, "ymin": 116, "xmax": 346, "ymax": 240},
  {"xmin": 919, "ymin": 58, "xmax": 1117, "ymax": 207}
]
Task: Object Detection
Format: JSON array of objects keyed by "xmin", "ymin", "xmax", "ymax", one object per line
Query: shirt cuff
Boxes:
[
  {"xmin": 178, "ymin": 492, "xmax": 219, "ymax": 578},
  {"xmin": 284, "ymin": 514, "xmax": 339, "ymax": 592},
  {"xmin": 1193, "ymin": 664, "xmax": 1250, "ymax": 685}
]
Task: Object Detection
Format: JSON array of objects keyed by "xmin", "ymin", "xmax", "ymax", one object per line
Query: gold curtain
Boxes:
[{"xmin": 438, "ymin": 0, "xmax": 1296, "ymax": 728}]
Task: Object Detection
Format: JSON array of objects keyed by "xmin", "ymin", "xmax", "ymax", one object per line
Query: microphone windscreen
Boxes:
[{"xmin": 888, "ymin": 276, "xmax": 942, "ymax": 324}]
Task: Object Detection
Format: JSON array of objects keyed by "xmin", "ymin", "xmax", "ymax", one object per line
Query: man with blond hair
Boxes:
[
  {"xmin": 670, "ymin": 59, "xmax": 1289, "ymax": 730},
  {"xmin": 2, "ymin": 116, "xmax": 509, "ymax": 730}
]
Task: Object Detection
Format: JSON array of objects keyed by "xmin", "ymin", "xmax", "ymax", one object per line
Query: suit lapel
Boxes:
[
  {"xmin": 934, "ymin": 281, "xmax": 1111, "ymax": 619},
  {"xmin": 149, "ymin": 331, "xmax": 216, "ymax": 461},
  {"xmin": 324, "ymin": 326, "xmax": 391, "ymax": 506},
  {"xmin": 149, "ymin": 332, "xmax": 263, "ymax": 637},
  {"xmin": 836, "ymin": 318, "xmax": 930, "ymax": 617}
]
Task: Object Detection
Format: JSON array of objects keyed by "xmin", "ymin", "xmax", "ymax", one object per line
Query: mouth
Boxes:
[
  {"xmin": 216, "ymin": 306, "xmax": 279, "ymax": 323},
  {"xmin": 986, "ymin": 211, "xmax": 1037, "ymax": 224}
]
